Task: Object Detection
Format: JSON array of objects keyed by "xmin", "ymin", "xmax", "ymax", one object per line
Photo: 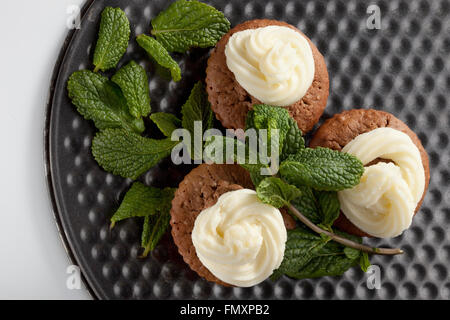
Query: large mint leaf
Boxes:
[
  {"xmin": 272, "ymin": 227, "xmax": 330, "ymax": 279},
  {"xmin": 150, "ymin": 112, "xmax": 181, "ymax": 137},
  {"xmin": 256, "ymin": 177, "xmax": 301, "ymax": 208},
  {"xmin": 111, "ymin": 61, "xmax": 151, "ymax": 118},
  {"xmin": 181, "ymin": 82, "xmax": 213, "ymax": 161},
  {"xmin": 136, "ymin": 34, "xmax": 181, "ymax": 81},
  {"xmin": 92, "ymin": 128, "xmax": 179, "ymax": 179},
  {"xmin": 111, "ymin": 182, "xmax": 176, "ymax": 223},
  {"xmin": 280, "ymin": 147, "xmax": 364, "ymax": 191},
  {"xmin": 151, "ymin": 0, "xmax": 230, "ymax": 53},
  {"xmin": 67, "ymin": 70, "xmax": 144, "ymax": 133},
  {"xmin": 93, "ymin": 7, "xmax": 130, "ymax": 72},
  {"xmin": 273, "ymin": 228, "xmax": 363, "ymax": 280}
]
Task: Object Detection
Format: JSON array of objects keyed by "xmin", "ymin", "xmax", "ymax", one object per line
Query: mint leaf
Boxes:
[
  {"xmin": 359, "ymin": 252, "xmax": 371, "ymax": 272},
  {"xmin": 344, "ymin": 246, "xmax": 361, "ymax": 260},
  {"xmin": 280, "ymin": 147, "xmax": 364, "ymax": 191},
  {"xmin": 92, "ymin": 128, "xmax": 179, "ymax": 179},
  {"xmin": 283, "ymin": 117, "xmax": 305, "ymax": 159},
  {"xmin": 272, "ymin": 227, "xmax": 330, "ymax": 279},
  {"xmin": 93, "ymin": 7, "xmax": 130, "ymax": 72},
  {"xmin": 290, "ymin": 187, "xmax": 340, "ymax": 228},
  {"xmin": 151, "ymin": 0, "xmax": 230, "ymax": 53},
  {"xmin": 316, "ymin": 191, "xmax": 340, "ymax": 229},
  {"xmin": 136, "ymin": 34, "xmax": 181, "ymax": 81},
  {"xmin": 246, "ymin": 104, "xmax": 305, "ymax": 160},
  {"xmin": 111, "ymin": 182, "xmax": 176, "ymax": 223},
  {"xmin": 67, "ymin": 70, "xmax": 144, "ymax": 133},
  {"xmin": 181, "ymin": 82, "xmax": 213, "ymax": 160},
  {"xmin": 291, "ymin": 186, "xmax": 322, "ymax": 224},
  {"xmin": 111, "ymin": 61, "xmax": 151, "ymax": 118},
  {"xmin": 273, "ymin": 227, "xmax": 363, "ymax": 280},
  {"xmin": 256, "ymin": 177, "xmax": 301, "ymax": 208},
  {"xmin": 150, "ymin": 112, "xmax": 181, "ymax": 137},
  {"xmin": 141, "ymin": 209, "xmax": 171, "ymax": 257}
]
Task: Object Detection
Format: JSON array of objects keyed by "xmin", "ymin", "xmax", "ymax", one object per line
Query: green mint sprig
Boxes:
[
  {"xmin": 256, "ymin": 177, "xmax": 370, "ymax": 279},
  {"xmin": 136, "ymin": 34, "xmax": 181, "ymax": 82},
  {"xmin": 93, "ymin": 7, "xmax": 130, "ymax": 72},
  {"xmin": 111, "ymin": 61, "xmax": 151, "ymax": 118},
  {"xmin": 151, "ymin": 0, "xmax": 230, "ymax": 53}
]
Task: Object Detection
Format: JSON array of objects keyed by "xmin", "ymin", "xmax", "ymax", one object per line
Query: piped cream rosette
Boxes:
[
  {"xmin": 225, "ymin": 25, "xmax": 315, "ymax": 106},
  {"xmin": 338, "ymin": 127, "xmax": 425, "ymax": 238},
  {"xmin": 191, "ymin": 189, "xmax": 287, "ymax": 287}
]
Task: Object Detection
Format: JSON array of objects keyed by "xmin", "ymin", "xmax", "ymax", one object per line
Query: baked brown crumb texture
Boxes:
[
  {"xmin": 309, "ymin": 109, "xmax": 430, "ymax": 237},
  {"xmin": 170, "ymin": 163, "xmax": 296, "ymax": 286},
  {"xmin": 206, "ymin": 19, "xmax": 329, "ymax": 133}
]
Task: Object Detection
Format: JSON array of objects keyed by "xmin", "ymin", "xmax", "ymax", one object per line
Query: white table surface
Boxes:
[{"xmin": 0, "ymin": 0, "xmax": 91, "ymax": 299}]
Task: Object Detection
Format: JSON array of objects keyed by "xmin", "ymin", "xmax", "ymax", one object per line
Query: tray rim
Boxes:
[{"xmin": 43, "ymin": 0, "xmax": 98, "ymax": 300}]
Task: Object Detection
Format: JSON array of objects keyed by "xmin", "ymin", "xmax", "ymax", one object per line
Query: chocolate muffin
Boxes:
[
  {"xmin": 310, "ymin": 109, "xmax": 430, "ymax": 237},
  {"xmin": 206, "ymin": 19, "xmax": 329, "ymax": 133},
  {"xmin": 170, "ymin": 164, "xmax": 295, "ymax": 286}
]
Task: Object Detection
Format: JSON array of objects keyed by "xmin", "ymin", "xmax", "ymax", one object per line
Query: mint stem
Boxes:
[{"xmin": 287, "ymin": 204, "xmax": 404, "ymax": 256}]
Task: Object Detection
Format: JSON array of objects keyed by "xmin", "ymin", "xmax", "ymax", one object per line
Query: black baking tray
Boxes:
[{"xmin": 45, "ymin": 0, "xmax": 450, "ymax": 299}]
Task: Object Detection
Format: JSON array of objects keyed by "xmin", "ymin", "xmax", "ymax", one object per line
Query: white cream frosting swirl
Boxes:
[
  {"xmin": 191, "ymin": 189, "xmax": 287, "ymax": 287},
  {"xmin": 338, "ymin": 127, "xmax": 425, "ymax": 238},
  {"xmin": 225, "ymin": 26, "xmax": 315, "ymax": 106}
]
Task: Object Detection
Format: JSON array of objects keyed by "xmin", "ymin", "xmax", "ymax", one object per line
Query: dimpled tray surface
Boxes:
[{"xmin": 45, "ymin": 0, "xmax": 450, "ymax": 299}]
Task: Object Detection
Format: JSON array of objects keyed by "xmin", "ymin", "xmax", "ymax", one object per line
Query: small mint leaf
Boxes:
[
  {"xmin": 111, "ymin": 61, "xmax": 151, "ymax": 118},
  {"xmin": 93, "ymin": 7, "xmax": 130, "ymax": 72},
  {"xmin": 150, "ymin": 112, "xmax": 181, "ymax": 137},
  {"xmin": 151, "ymin": 0, "xmax": 230, "ymax": 53},
  {"xmin": 136, "ymin": 34, "xmax": 181, "ymax": 81},
  {"xmin": 359, "ymin": 252, "xmax": 371, "ymax": 272},
  {"xmin": 181, "ymin": 82, "xmax": 213, "ymax": 161}
]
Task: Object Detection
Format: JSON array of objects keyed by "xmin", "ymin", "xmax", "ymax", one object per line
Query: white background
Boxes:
[{"xmin": 0, "ymin": 0, "xmax": 90, "ymax": 299}]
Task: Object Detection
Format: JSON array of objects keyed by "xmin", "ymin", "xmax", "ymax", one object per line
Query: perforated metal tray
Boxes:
[{"xmin": 45, "ymin": 0, "xmax": 450, "ymax": 299}]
